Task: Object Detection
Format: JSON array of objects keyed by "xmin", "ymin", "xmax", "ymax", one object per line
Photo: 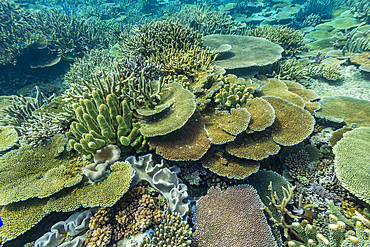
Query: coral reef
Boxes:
[
  {"xmin": 305, "ymin": 63, "xmax": 343, "ymax": 81},
  {"xmin": 139, "ymin": 212, "xmax": 192, "ymax": 247},
  {"xmin": 203, "ymin": 34, "xmax": 284, "ymax": 70},
  {"xmin": 0, "ymin": 126, "xmax": 18, "ymax": 152},
  {"xmin": 246, "ymin": 25, "xmax": 307, "ymax": 56},
  {"xmin": 85, "ymin": 186, "xmax": 166, "ymax": 246},
  {"xmin": 316, "ymin": 96, "xmax": 370, "ymax": 127},
  {"xmin": 172, "ymin": 3, "xmax": 247, "ymax": 35},
  {"xmin": 193, "ymin": 185, "xmax": 277, "ymax": 247},
  {"xmin": 334, "ymin": 25, "xmax": 370, "ymax": 53},
  {"xmin": 0, "ymin": 135, "xmax": 83, "ymax": 205},
  {"xmin": 148, "ymin": 112, "xmax": 211, "ymax": 161},
  {"xmin": 113, "ymin": 19, "xmax": 202, "ymax": 59},
  {"xmin": 0, "ymin": 0, "xmax": 37, "ymax": 65},
  {"xmin": 125, "ymin": 154, "xmax": 190, "ymax": 217},
  {"xmin": 35, "ymin": 208, "xmax": 97, "ymax": 247},
  {"xmin": 66, "ymin": 90, "xmax": 148, "ymax": 157},
  {"xmin": 333, "ymin": 127, "xmax": 370, "ymax": 204}
]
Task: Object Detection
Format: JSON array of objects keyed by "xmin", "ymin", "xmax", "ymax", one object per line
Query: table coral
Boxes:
[
  {"xmin": 315, "ymin": 96, "xmax": 370, "ymax": 127},
  {"xmin": 201, "ymin": 147, "xmax": 259, "ymax": 179},
  {"xmin": 149, "ymin": 112, "xmax": 211, "ymax": 161},
  {"xmin": 138, "ymin": 82, "xmax": 196, "ymax": 137},
  {"xmin": 0, "ymin": 134, "xmax": 84, "ymax": 206},
  {"xmin": 333, "ymin": 127, "xmax": 370, "ymax": 204},
  {"xmin": 203, "ymin": 34, "xmax": 284, "ymax": 70},
  {"xmin": 193, "ymin": 185, "xmax": 277, "ymax": 247},
  {"xmin": 0, "ymin": 126, "xmax": 18, "ymax": 152}
]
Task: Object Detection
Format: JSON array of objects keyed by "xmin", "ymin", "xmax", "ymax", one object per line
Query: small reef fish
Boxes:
[
  {"xmin": 0, "ymin": 216, "xmax": 2, "ymax": 227},
  {"xmin": 292, "ymin": 206, "xmax": 317, "ymax": 220}
]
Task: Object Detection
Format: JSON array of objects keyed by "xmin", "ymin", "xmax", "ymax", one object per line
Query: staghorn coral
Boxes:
[
  {"xmin": 32, "ymin": 9, "xmax": 112, "ymax": 60},
  {"xmin": 63, "ymin": 49, "xmax": 115, "ymax": 88},
  {"xmin": 171, "ymin": 3, "xmax": 247, "ymax": 36},
  {"xmin": 305, "ymin": 63, "xmax": 343, "ymax": 81},
  {"xmin": 139, "ymin": 211, "xmax": 192, "ymax": 247},
  {"xmin": 18, "ymin": 112, "xmax": 64, "ymax": 147},
  {"xmin": 334, "ymin": 25, "xmax": 370, "ymax": 53},
  {"xmin": 351, "ymin": 0, "xmax": 370, "ymax": 24},
  {"xmin": 0, "ymin": 86, "xmax": 53, "ymax": 127},
  {"xmin": 270, "ymin": 58, "xmax": 307, "ymax": 82},
  {"xmin": 246, "ymin": 25, "xmax": 307, "ymax": 56},
  {"xmin": 193, "ymin": 185, "xmax": 277, "ymax": 247},
  {"xmin": 333, "ymin": 127, "xmax": 370, "ymax": 204},
  {"xmin": 151, "ymin": 45, "xmax": 216, "ymax": 78},
  {"xmin": 0, "ymin": 0, "xmax": 39, "ymax": 65},
  {"xmin": 113, "ymin": 19, "xmax": 202, "ymax": 59},
  {"xmin": 66, "ymin": 90, "xmax": 149, "ymax": 158}
]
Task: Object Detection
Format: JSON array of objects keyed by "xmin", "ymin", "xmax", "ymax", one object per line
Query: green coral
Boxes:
[
  {"xmin": 66, "ymin": 89, "xmax": 149, "ymax": 157},
  {"xmin": 333, "ymin": 127, "xmax": 370, "ymax": 204},
  {"xmin": 0, "ymin": 134, "xmax": 85, "ymax": 205},
  {"xmin": 246, "ymin": 25, "xmax": 307, "ymax": 56},
  {"xmin": 305, "ymin": 63, "xmax": 342, "ymax": 81},
  {"xmin": 113, "ymin": 19, "xmax": 202, "ymax": 59},
  {"xmin": 214, "ymin": 81, "xmax": 255, "ymax": 108},
  {"xmin": 0, "ymin": 126, "xmax": 18, "ymax": 152},
  {"xmin": 139, "ymin": 212, "xmax": 192, "ymax": 247}
]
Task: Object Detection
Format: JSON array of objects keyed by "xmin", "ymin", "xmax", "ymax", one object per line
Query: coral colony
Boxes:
[{"xmin": 0, "ymin": 0, "xmax": 369, "ymax": 246}]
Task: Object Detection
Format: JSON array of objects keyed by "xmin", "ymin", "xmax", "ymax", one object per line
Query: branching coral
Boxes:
[
  {"xmin": 305, "ymin": 63, "xmax": 343, "ymax": 81},
  {"xmin": 334, "ymin": 25, "xmax": 370, "ymax": 53},
  {"xmin": 114, "ymin": 19, "xmax": 202, "ymax": 59},
  {"xmin": 139, "ymin": 212, "xmax": 192, "ymax": 247},
  {"xmin": 0, "ymin": 0, "xmax": 38, "ymax": 65},
  {"xmin": 246, "ymin": 25, "xmax": 307, "ymax": 56},
  {"xmin": 171, "ymin": 3, "xmax": 247, "ymax": 35}
]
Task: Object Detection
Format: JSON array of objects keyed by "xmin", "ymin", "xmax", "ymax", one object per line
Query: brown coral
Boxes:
[
  {"xmin": 149, "ymin": 112, "xmax": 211, "ymax": 161},
  {"xmin": 201, "ymin": 147, "xmax": 259, "ymax": 179},
  {"xmin": 193, "ymin": 185, "xmax": 277, "ymax": 247}
]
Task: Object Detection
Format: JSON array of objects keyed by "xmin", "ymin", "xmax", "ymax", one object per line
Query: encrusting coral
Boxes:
[{"xmin": 193, "ymin": 185, "xmax": 277, "ymax": 247}]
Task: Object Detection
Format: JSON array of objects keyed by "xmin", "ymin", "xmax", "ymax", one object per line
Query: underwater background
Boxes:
[{"xmin": 0, "ymin": 0, "xmax": 370, "ymax": 246}]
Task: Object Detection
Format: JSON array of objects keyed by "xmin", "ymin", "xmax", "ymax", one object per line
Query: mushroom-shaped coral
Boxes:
[
  {"xmin": 138, "ymin": 83, "xmax": 196, "ymax": 137},
  {"xmin": 203, "ymin": 34, "xmax": 284, "ymax": 70},
  {"xmin": 149, "ymin": 112, "xmax": 211, "ymax": 161},
  {"xmin": 193, "ymin": 185, "xmax": 277, "ymax": 247},
  {"xmin": 333, "ymin": 127, "xmax": 370, "ymax": 204}
]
